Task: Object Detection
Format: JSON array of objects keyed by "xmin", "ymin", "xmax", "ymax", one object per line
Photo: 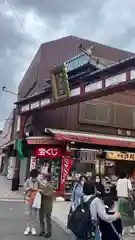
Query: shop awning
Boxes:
[{"xmin": 45, "ymin": 128, "xmax": 135, "ymax": 149}]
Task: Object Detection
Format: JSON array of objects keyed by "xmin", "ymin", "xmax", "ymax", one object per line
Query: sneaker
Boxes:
[
  {"xmin": 44, "ymin": 232, "xmax": 51, "ymax": 238},
  {"xmin": 39, "ymin": 231, "xmax": 45, "ymax": 236},
  {"xmin": 24, "ymin": 227, "xmax": 31, "ymax": 235},
  {"xmin": 31, "ymin": 227, "xmax": 36, "ymax": 236}
]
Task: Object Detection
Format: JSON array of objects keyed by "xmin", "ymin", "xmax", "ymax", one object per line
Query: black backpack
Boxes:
[{"xmin": 67, "ymin": 196, "xmax": 96, "ymax": 238}]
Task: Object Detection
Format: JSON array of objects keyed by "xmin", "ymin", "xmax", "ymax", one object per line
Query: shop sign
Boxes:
[
  {"xmin": 60, "ymin": 156, "xmax": 72, "ymax": 191},
  {"xmin": 30, "ymin": 156, "xmax": 36, "ymax": 171},
  {"xmin": 30, "ymin": 101, "xmax": 40, "ymax": 110},
  {"xmin": 40, "ymin": 98, "xmax": 50, "ymax": 107},
  {"xmin": 21, "ymin": 104, "xmax": 29, "ymax": 112},
  {"xmin": 106, "ymin": 151, "xmax": 135, "ymax": 161},
  {"xmin": 27, "ymin": 139, "xmax": 48, "ymax": 145},
  {"xmin": 35, "ymin": 147, "xmax": 62, "ymax": 158}
]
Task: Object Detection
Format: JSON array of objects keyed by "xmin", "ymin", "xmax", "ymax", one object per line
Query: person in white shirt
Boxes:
[{"xmin": 116, "ymin": 173, "xmax": 135, "ymax": 234}]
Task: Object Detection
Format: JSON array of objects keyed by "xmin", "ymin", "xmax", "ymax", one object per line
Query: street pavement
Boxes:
[
  {"xmin": 0, "ymin": 176, "xmax": 134, "ymax": 239},
  {"xmin": 0, "ymin": 201, "xmax": 72, "ymax": 240}
]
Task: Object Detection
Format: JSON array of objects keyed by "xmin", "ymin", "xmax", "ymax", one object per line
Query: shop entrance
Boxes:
[{"xmin": 37, "ymin": 157, "xmax": 61, "ymax": 190}]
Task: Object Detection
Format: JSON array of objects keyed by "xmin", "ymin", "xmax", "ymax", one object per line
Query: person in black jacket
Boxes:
[
  {"xmin": 99, "ymin": 197, "xmax": 122, "ymax": 240},
  {"xmin": 94, "ymin": 175, "xmax": 105, "ymax": 199}
]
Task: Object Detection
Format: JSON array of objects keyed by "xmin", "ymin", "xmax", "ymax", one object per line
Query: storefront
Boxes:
[
  {"xmin": 24, "ymin": 136, "xmax": 72, "ymax": 195},
  {"xmin": 21, "ymin": 128, "xmax": 135, "ymax": 198},
  {"xmin": 106, "ymin": 151, "xmax": 135, "ymax": 177}
]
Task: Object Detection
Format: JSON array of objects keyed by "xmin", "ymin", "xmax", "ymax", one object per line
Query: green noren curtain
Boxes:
[{"xmin": 15, "ymin": 138, "xmax": 24, "ymax": 161}]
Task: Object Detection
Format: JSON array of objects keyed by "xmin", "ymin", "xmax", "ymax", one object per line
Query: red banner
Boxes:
[{"xmin": 60, "ymin": 156, "xmax": 72, "ymax": 191}]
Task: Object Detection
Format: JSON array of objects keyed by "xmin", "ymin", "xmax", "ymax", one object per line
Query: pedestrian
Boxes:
[
  {"xmin": 94, "ymin": 175, "xmax": 105, "ymax": 199},
  {"xmin": 116, "ymin": 172, "xmax": 135, "ymax": 234},
  {"xmin": 39, "ymin": 173, "xmax": 54, "ymax": 238},
  {"xmin": 24, "ymin": 169, "xmax": 41, "ymax": 236},
  {"xmin": 68, "ymin": 180, "xmax": 120, "ymax": 240},
  {"xmin": 70, "ymin": 175, "xmax": 87, "ymax": 211},
  {"xmin": 100, "ymin": 196, "xmax": 122, "ymax": 240}
]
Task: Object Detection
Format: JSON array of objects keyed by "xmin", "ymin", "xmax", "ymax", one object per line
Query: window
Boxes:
[{"xmin": 79, "ymin": 101, "xmax": 111, "ymax": 125}]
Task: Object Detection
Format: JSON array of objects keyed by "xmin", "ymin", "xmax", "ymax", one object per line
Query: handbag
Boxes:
[
  {"xmin": 110, "ymin": 223, "xmax": 124, "ymax": 240},
  {"xmin": 32, "ymin": 191, "xmax": 41, "ymax": 209}
]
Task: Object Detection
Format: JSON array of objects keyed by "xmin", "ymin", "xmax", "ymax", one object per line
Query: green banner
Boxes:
[{"xmin": 15, "ymin": 138, "xmax": 24, "ymax": 161}]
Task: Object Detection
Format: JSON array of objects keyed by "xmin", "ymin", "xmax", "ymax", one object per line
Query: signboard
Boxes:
[
  {"xmin": 30, "ymin": 156, "xmax": 37, "ymax": 171},
  {"xmin": 106, "ymin": 151, "xmax": 135, "ymax": 161},
  {"xmin": 35, "ymin": 147, "xmax": 62, "ymax": 158},
  {"xmin": 60, "ymin": 156, "xmax": 72, "ymax": 191},
  {"xmin": 51, "ymin": 64, "xmax": 70, "ymax": 101},
  {"xmin": 30, "ymin": 101, "xmax": 40, "ymax": 110},
  {"xmin": 20, "ymin": 98, "xmax": 51, "ymax": 113}
]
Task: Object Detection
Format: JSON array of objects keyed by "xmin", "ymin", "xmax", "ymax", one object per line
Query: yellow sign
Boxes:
[{"xmin": 106, "ymin": 152, "xmax": 135, "ymax": 161}]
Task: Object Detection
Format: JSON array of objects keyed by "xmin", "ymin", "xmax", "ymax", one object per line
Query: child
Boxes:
[{"xmin": 24, "ymin": 169, "xmax": 40, "ymax": 236}]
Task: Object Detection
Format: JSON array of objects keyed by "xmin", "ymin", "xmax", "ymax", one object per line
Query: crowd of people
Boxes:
[
  {"xmin": 22, "ymin": 168, "xmax": 135, "ymax": 239},
  {"xmin": 68, "ymin": 173, "xmax": 135, "ymax": 240}
]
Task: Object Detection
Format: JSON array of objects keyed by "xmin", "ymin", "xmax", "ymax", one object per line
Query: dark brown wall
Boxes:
[
  {"xmin": 32, "ymin": 91, "xmax": 135, "ymax": 137},
  {"xmin": 18, "ymin": 36, "xmax": 134, "ymax": 100}
]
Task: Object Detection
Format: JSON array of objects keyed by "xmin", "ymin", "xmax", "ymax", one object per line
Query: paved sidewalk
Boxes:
[
  {"xmin": 52, "ymin": 201, "xmax": 70, "ymax": 227},
  {"xmin": 0, "ymin": 175, "xmax": 23, "ymax": 200}
]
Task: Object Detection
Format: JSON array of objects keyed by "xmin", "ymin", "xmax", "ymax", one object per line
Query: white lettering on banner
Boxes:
[
  {"xmin": 105, "ymin": 73, "xmax": 126, "ymax": 87},
  {"xmin": 30, "ymin": 101, "xmax": 40, "ymax": 109},
  {"xmin": 61, "ymin": 158, "xmax": 69, "ymax": 184},
  {"xmin": 40, "ymin": 98, "xmax": 50, "ymax": 107},
  {"xmin": 130, "ymin": 70, "xmax": 135, "ymax": 80},
  {"xmin": 30, "ymin": 156, "xmax": 36, "ymax": 171},
  {"xmin": 38, "ymin": 148, "xmax": 59, "ymax": 157},
  {"xmin": 85, "ymin": 81, "xmax": 102, "ymax": 92},
  {"xmin": 21, "ymin": 104, "xmax": 29, "ymax": 112},
  {"xmin": 70, "ymin": 87, "xmax": 80, "ymax": 96}
]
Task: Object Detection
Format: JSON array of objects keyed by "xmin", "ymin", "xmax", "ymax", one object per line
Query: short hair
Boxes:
[
  {"xmin": 119, "ymin": 172, "xmax": 126, "ymax": 179},
  {"xmin": 83, "ymin": 180, "xmax": 95, "ymax": 195},
  {"xmin": 30, "ymin": 169, "xmax": 38, "ymax": 178},
  {"xmin": 79, "ymin": 175, "xmax": 88, "ymax": 182}
]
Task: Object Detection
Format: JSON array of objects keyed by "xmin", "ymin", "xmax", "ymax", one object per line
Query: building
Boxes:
[
  {"xmin": 17, "ymin": 35, "xmax": 135, "ymax": 137},
  {"xmin": 0, "ymin": 109, "xmax": 16, "ymax": 177},
  {"xmin": 15, "ymin": 36, "xmax": 135, "ymax": 187}
]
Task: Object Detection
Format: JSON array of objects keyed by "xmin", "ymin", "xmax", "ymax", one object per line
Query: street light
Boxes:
[{"xmin": 2, "ymin": 86, "xmax": 18, "ymax": 96}]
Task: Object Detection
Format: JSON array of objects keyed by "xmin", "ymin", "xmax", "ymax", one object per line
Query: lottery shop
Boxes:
[{"xmin": 25, "ymin": 135, "xmax": 72, "ymax": 194}]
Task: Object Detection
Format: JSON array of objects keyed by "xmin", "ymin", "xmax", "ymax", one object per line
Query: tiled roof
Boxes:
[{"xmin": 18, "ymin": 35, "xmax": 134, "ymax": 100}]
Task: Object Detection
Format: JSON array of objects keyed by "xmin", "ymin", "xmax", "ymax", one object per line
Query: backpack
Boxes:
[
  {"xmin": 72, "ymin": 183, "xmax": 79, "ymax": 201},
  {"xmin": 67, "ymin": 196, "xmax": 96, "ymax": 238}
]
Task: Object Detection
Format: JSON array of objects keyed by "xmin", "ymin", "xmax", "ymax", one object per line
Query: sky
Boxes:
[{"xmin": 0, "ymin": 0, "xmax": 135, "ymax": 129}]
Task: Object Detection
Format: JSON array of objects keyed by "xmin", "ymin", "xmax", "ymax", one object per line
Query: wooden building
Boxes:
[
  {"xmin": 14, "ymin": 36, "xmax": 135, "ymax": 188},
  {"xmin": 17, "ymin": 36, "xmax": 135, "ymax": 139}
]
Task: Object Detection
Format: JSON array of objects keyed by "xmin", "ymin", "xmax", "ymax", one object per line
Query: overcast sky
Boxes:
[{"xmin": 0, "ymin": 0, "xmax": 135, "ymax": 129}]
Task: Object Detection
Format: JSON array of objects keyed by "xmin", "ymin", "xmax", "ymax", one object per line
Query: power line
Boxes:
[{"xmin": 6, "ymin": 0, "xmax": 38, "ymax": 44}]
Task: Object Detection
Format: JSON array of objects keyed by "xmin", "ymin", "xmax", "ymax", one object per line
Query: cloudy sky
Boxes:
[{"xmin": 0, "ymin": 0, "xmax": 135, "ymax": 129}]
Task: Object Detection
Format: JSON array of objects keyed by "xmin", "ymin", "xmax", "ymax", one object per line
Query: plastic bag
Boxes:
[{"xmin": 32, "ymin": 191, "xmax": 41, "ymax": 209}]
